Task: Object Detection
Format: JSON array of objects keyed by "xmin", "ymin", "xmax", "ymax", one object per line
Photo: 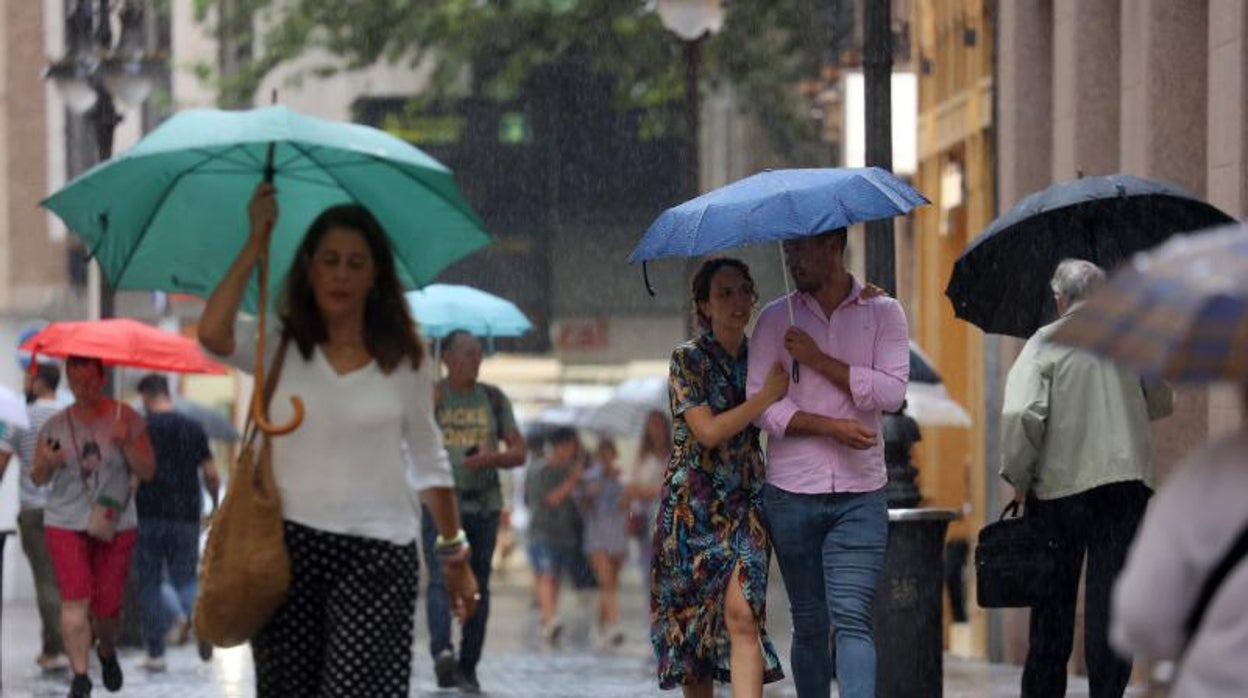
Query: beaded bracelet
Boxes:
[
  {"xmin": 436, "ymin": 528, "xmax": 468, "ymax": 550},
  {"xmin": 435, "ymin": 529, "xmax": 470, "ymax": 565},
  {"xmin": 437, "ymin": 542, "xmax": 470, "ymax": 565}
]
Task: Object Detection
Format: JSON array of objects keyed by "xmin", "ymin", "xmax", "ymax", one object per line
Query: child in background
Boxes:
[
  {"xmin": 578, "ymin": 438, "xmax": 629, "ymax": 648},
  {"xmin": 526, "ymin": 427, "xmax": 584, "ymax": 646}
]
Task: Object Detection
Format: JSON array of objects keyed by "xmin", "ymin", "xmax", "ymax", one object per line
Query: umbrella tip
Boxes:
[{"xmin": 643, "ymin": 261, "xmax": 656, "ymax": 297}]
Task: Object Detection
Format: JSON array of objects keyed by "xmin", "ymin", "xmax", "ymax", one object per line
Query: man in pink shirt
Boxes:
[{"xmin": 747, "ymin": 228, "xmax": 909, "ymax": 698}]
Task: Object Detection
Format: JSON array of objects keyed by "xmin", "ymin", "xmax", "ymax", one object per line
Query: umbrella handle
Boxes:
[
  {"xmin": 250, "ymin": 200, "xmax": 305, "ymax": 436},
  {"xmin": 253, "ymin": 393, "xmax": 306, "ymax": 437}
]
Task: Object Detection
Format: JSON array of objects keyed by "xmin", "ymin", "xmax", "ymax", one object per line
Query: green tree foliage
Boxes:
[{"xmin": 194, "ymin": 0, "xmax": 852, "ymax": 161}]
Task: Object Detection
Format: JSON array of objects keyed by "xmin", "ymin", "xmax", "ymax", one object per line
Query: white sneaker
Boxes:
[
  {"xmin": 138, "ymin": 655, "xmax": 167, "ymax": 672},
  {"xmin": 540, "ymin": 618, "xmax": 564, "ymax": 647},
  {"xmin": 35, "ymin": 653, "xmax": 70, "ymax": 672},
  {"xmin": 607, "ymin": 625, "xmax": 625, "ymax": 647},
  {"xmin": 592, "ymin": 626, "xmax": 609, "ymax": 651},
  {"xmin": 165, "ymin": 618, "xmax": 190, "ymax": 647},
  {"xmin": 594, "ymin": 624, "xmax": 625, "ymax": 650}
]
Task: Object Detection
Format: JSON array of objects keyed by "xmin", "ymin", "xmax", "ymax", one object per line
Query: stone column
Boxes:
[
  {"xmin": 1051, "ymin": 0, "xmax": 1120, "ymax": 179},
  {"xmin": 1120, "ymin": 0, "xmax": 1209, "ymax": 193},
  {"xmin": 996, "ymin": 0, "xmax": 1053, "ymax": 210},
  {"xmin": 1207, "ymin": 0, "xmax": 1248, "ymax": 219},
  {"xmin": 992, "ymin": 0, "xmax": 1054, "ymax": 665},
  {"xmin": 1207, "ymin": 0, "xmax": 1248, "ymax": 433},
  {"xmin": 1120, "ymin": 0, "xmax": 1212, "ymax": 484}
]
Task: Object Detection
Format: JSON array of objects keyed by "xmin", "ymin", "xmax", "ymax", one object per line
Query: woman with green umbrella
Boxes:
[{"xmin": 198, "ymin": 183, "xmax": 480, "ymax": 696}]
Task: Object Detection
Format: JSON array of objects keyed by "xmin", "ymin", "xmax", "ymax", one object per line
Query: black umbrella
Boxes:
[
  {"xmin": 135, "ymin": 397, "xmax": 240, "ymax": 443},
  {"xmin": 945, "ymin": 174, "xmax": 1234, "ymax": 337},
  {"xmin": 174, "ymin": 397, "xmax": 240, "ymax": 443},
  {"xmin": 908, "ymin": 343, "xmax": 942, "ymax": 385}
]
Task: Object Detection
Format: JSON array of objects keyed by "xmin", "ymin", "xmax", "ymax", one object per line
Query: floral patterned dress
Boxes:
[{"xmin": 650, "ymin": 332, "xmax": 784, "ymax": 688}]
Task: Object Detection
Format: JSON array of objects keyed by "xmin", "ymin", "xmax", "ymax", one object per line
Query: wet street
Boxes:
[{"xmin": 1, "ymin": 556, "xmax": 1136, "ymax": 697}]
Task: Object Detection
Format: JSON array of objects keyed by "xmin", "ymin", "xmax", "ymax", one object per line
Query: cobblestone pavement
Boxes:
[{"xmin": 2, "ymin": 560, "xmax": 1137, "ymax": 697}]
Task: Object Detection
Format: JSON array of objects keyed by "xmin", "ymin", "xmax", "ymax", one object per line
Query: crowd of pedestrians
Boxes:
[
  {"xmin": 1, "ymin": 358, "xmax": 227, "ymax": 696},
  {"xmin": 1, "ymin": 175, "xmax": 1242, "ymax": 698}
]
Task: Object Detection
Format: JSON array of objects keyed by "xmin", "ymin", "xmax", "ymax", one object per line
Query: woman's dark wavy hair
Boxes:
[
  {"xmin": 690, "ymin": 256, "xmax": 757, "ymax": 331},
  {"xmin": 278, "ymin": 204, "xmax": 424, "ymax": 373}
]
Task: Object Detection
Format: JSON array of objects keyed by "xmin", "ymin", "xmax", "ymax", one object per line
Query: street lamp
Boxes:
[
  {"xmin": 652, "ymin": 1, "xmax": 726, "ymax": 336},
  {"xmin": 45, "ymin": 0, "xmax": 163, "ymax": 320},
  {"xmin": 652, "ymin": 0, "xmax": 726, "ymax": 200},
  {"xmin": 653, "ymin": 0, "xmax": 725, "ymax": 42}
]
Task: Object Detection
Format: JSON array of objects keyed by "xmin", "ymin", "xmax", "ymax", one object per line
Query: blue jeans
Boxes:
[
  {"xmin": 421, "ymin": 506, "xmax": 499, "ymax": 673},
  {"xmin": 526, "ymin": 539, "xmax": 573, "ymax": 577},
  {"xmin": 136, "ymin": 518, "xmax": 201, "ymax": 658},
  {"xmin": 763, "ymin": 485, "xmax": 888, "ymax": 698}
]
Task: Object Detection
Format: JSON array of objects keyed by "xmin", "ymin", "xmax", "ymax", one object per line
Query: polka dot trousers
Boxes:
[{"xmin": 251, "ymin": 521, "xmax": 420, "ymax": 697}]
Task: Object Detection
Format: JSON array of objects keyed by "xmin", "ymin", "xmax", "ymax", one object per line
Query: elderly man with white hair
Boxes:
[{"xmin": 999, "ymin": 258, "xmax": 1174, "ymax": 698}]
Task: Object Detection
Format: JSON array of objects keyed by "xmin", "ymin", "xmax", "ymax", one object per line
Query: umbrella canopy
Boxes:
[
  {"xmin": 20, "ymin": 319, "xmax": 227, "ymax": 375},
  {"xmin": 1051, "ymin": 223, "xmax": 1248, "ymax": 383},
  {"xmin": 908, "ymin": 342, "xmax": 943, "ymax": 384},
  {"xmin": 42, "ymin": 105, "xmax": 492, "ymax": 312},
  {"xmin": 130, "ymin": 396, "xmax": 241, "ymax": 443},
  {"xmin": 582, "ymin": 376, "xmax": 667, "ymax": 436},
  {"xmin": 905, "ymin": 383, "xmax": 972, "ymax": 428},
  {"xmin": 627, "ymin": 167, "xmax": 928, "ymax": 262},
  {"xmin": 532, "ymin": 405, "xmax": 594, "ymax": 431},
  {"xmin": 406, "ymin": 284, "xmax": 532, "ymax": 339},
  {"xmin": 0, "ymin": 385, "xmax": 29, "ymax": 430},
  {"xmin": 904, "ymin": 342, "xmax": 971, "ymax": 428},
  {"xmin": 946, "ymin": 174, "xmax": 1234, "ymax": 338},
  {"xmin": 174, "ymin": 397, "xmax": 240, "ymax": 443}
]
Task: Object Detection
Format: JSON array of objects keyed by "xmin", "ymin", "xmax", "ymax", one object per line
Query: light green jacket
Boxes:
[{"xmin": 1000, "ymin": 313, "xmax": 1174, "ymax": 500}]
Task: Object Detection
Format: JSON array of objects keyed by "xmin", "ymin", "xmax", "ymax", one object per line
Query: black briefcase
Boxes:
[{"xmin": 975, "ymin": 501, "xmax": 1060, "ymax": 608}]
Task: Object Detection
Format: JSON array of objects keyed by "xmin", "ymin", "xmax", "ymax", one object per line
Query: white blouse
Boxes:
[{"xmin": 212, "ymin": 320, "xmax": 452, "ymax": 545}]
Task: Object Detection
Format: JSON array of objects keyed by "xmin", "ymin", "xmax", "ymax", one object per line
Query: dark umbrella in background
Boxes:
[
  {"xmin": 946, "ymin": 174, "xmax": 1235, "ymax": 337},
  {"xmin": 173, "ymin": 398, "xmax": 240, "ymax": 443},
  {"xmin": 130, "ymin": 395, "xmax": 240, "ymax": 443},
  {"xmin": 906, "ymin": 343, "xmax": 972, "ymax": 428},
  {"xmin": 909, "ymin": 343, "xmax": 943, "ymax": 384}
]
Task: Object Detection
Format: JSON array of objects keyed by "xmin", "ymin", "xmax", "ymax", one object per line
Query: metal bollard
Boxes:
[{"xmin": 873, "ymin": 508, "xmax": 957, "ymax": 698}]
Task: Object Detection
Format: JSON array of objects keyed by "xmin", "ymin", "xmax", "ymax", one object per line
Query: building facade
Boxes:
[
  {"xmin": 915, "ymin": 0, "xmax": 1248, "ymax": 666},
  {"xmin": 910, "ymin": 0, "xmax": 994, "ymax": 658}
]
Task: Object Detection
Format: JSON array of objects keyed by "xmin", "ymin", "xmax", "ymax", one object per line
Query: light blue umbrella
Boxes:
[{"xmin": 406, "ymin": 284, "xmax": 532, "ymax": 339}]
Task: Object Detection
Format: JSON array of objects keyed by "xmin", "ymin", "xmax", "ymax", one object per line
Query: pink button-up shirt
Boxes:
[{"xmin": 747, "ymin": 277, "xmax": 909, "ymax": 494}]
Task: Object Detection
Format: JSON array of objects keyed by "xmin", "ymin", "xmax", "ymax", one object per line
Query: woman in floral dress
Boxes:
[{"xmin": 651, "ymin": 257, "xmax": 790, "ymax": 698}]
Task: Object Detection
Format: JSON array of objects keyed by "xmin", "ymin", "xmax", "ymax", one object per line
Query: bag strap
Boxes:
[
  {"xmin": 483, "ymin": 382, "xmax": 507, "ymax": 442},
  {"xmin": 1183, "ymin": 518, "xmax": 1248, "ymax": 643}
]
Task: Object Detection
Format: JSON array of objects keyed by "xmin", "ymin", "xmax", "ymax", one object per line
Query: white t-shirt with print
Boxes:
[{"xmin": 39, "ymin": 401, "xmax": 146, "ymax": 532}]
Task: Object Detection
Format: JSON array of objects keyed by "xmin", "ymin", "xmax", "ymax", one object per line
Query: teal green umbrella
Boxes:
[{"xmin": 42, "ymin": 105, "xmax": 491, "ymax": 312}]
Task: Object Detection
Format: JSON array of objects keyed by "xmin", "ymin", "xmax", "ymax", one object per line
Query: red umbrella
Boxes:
[{"xmin": 20, "ymin": 318, "xmax": 227, "ymax": 375}]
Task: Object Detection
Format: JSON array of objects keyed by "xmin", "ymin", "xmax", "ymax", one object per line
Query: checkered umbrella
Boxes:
[{"xmin": 1050, "ymin": 223, "xmax": 1248, "ymax": 383}]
